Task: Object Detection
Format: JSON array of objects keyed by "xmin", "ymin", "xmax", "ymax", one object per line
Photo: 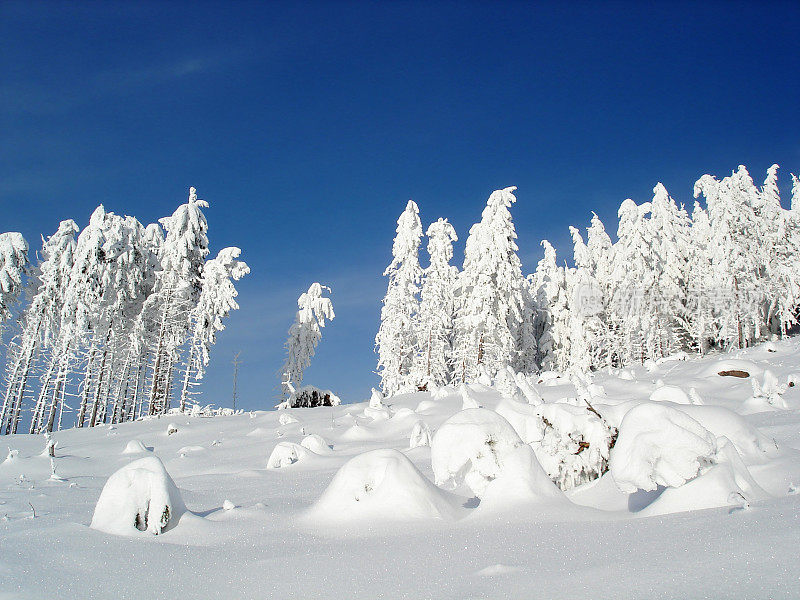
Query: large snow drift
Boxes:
[
  {"xmin": 305, "ymin": 448, "xmax": 462, "ymax": 523},
  {"xmin": 90, "ymin": 456, "xmax": 188, "ymax": 536},
  {"xmin": 610, "ymin": 403, "xmax": 717, "ymax": 493}
]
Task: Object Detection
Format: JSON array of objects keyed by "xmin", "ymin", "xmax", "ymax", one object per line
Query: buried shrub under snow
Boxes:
[
  {"xmin": 90, "ymin": 456, "xmax": 186, "ymax": 536},
  {"xmin": 305, "ymin": 448, "xmax": 462, "ymax": 522},
  {"xmin": 496, "ymin": 399, "xmax": 617, "ymax": 491}
]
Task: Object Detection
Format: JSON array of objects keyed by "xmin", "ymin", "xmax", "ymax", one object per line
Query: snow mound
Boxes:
[
  {"xmin": 122, "ymin": 440, "xmax": 150, "ymax": 454},
  {"xmin": 669, "ymin": 404, "xmax": 776, "ymax": 462},
  {"xmin": 415, "ymin": 400, "xmax": 437, "ymax": 413},
  {"xmin": 610, "ymin": 403, "xmax": 717, "ymax": 493},
  {"xmin": 640, "ymin": 440, "xmax": 770, "ymax": 516},
  {"xmin": 305, "ymin": 449, "xmax": 461, "ymax": 523},
  {"xmin": 432, "ymin": 385, "xmax": 454, "ymax": 400},
  {"xmin": 478, "ymin": 444, "xmax": 564, "ymax": 510},
  {"xmin": 267, "ymin": 442, "xmax": 312, "ymax": 469},
  {"xmin": 431, "ymin": 408, "xmax": 526, "ymax": 497},
  {"xmin": 300, "ymin": 434, "xmax": 330, "ymax": 454},
  {"xmin": 278, "ymin": 413, "xmax": 299, "ymax": 426},
  {"xmin": 409, "ymin": 420, "xmax": 431, "ymax": 448},
  {"xmin": 90, "ymin": 456, "xmax": 188, "ymax": 536},
  {"xmin": 650, "ymin": 385, "xmax": 691, "ymax": 405}
]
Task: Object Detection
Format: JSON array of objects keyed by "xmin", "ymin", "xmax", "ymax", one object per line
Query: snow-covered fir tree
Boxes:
[
  {"xmin": 452, "ymin": 187, "xmax": 527, "ymax": 382},
  {"xmin": 414, "ymin": 218, "xmax": 458, "ymax": 388},
  {"xmin": 180, "ymin": 247, "xmax": 250, "ymax": 411},
  {"xmin": 280, "ymin": 282, "xmax": 334, "ymax": 400},
  {"xmin": 144, "ymin": 187, "xmax": 209, "ymax": 415},
  {"xmin": 694, "ymin": 166, "xmax": 763, "ymax": 349},
  {"xmin": 375, "ymin": 200, "xmax": 423, "ymax": 396}
]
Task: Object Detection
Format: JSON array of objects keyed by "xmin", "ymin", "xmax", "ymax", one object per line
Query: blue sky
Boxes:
[{"xmin": 1, "ymin": 1, "xmax": 798, "ymax": 410}]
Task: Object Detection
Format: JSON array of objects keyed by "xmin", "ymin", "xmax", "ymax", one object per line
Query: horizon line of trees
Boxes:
[
  {"xmin": 375, "ymin": 164, "xmax": 800, "ymax": 396},
  {"xmin": 0, "ymin": 187, "xmax": 249, "ymax": 435}
]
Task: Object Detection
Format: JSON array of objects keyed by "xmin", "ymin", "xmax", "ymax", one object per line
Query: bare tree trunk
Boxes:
[
  {"xmin": 0, "ymin": 345, "xmax": 24, "ymax": 435},
  {"xmin": 8, "ymin": 328, "xmax": 41, "ymax": 435},
  {"xmin": 179, "ymin": 343, "xmax": 195, "ymax": 413},
  {"xmin": 30, "ymin": 353, "xmax": 56, "ymax": 434},
  {"xmin": 111, "ymin": 353, "xmax": 132, "ymax": 424},
  {"xmin": 132, "ymin": 354, "xmax": 146, "ymax": 422},
  {"xmin": 149, "ymin": 290, "xmax": 172, "ymax": 415},
  {"xmin": 45, "ymin": 343, "xmax": 70, "ymax": 433},
  {"xmin": 77, "ymin": 344, "xmax": 97, "ymax": 428},
  {"xmin": 89, "ymin": 327, "xmax": 113, "ymax": 427}
]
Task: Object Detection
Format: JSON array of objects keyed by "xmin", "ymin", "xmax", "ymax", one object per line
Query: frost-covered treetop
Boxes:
[
  {"xmin": 425, "ymin": 218, "xmax": 457, "ymax": 268},
  {"xmin": 385, "ymin": 200, "xmax": 423, "ymax": 275},
  {"xmin": 0, "ymin": 231, "xmax": 28, "ymax": 322}
]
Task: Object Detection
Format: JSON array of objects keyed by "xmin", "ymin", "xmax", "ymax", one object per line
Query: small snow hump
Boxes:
[
  {"xmin": 304, "ymin": 449, "xmax": 462, "ymax": 523},
  {"xmin": 267, "ymin": 441, "xmax": 311, "ymax": 469},
  {"xmin": 122, "ymin": 439, "xmax": 150, "ymax": 454},
  {"xmin": 90, "ymin": 456, "xmax": 187, "ymax": 536}
]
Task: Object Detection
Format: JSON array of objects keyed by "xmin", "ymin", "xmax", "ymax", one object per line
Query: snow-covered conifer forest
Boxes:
[
  {"xmin": 4, "ymin": 165, "xmax": 800, "ymax": 599},
  {"xmin": 0, "ymin": 187, "xmax": 249, "ymax": 435},
  {"xmin": 376, "ymin": 165, "xmax": 800, "ymax": 393}
]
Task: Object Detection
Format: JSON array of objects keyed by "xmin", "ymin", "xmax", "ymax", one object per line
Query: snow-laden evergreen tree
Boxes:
[
  {"xmin": 694, "ymin": 166, "xmax": 763, "ymax": 349},
  {"xmin": 104, "ymin": 217, "xmax": 162, "ymax": 424},
  {"xmin": 279, "ymin": 282, "xmax": 334, "ymax": 401},
  {"xmin": 453, "ymin": 187, "xmax": 526, "ymax": 382},
  {"xmin": 757, "ymin": 165, "xmax": 798, "ymax": 336},
  {"xmin": 685, "ymin": 202, "xmax": 718, "ymax": 353},
  {"xmin": 648, "ymin": 183, "xmax": 692, "ymax": 358},
  {"xmin": 414, "ymin": 218, "xmax": 458, "ymax": 388},
  {"xmin": 145, "ymin": 187, "xmax": 209, "ymax": 415},
  {"xmin": 609, "ymin": 199, "xmax": 655, "ymax": 364},
  {"xmin": 530, "ymin": 240, "xmax": 565, "ymax": 371},
  {"xmin": 375, "ymin": 200, "xmax": 423, "ymax": 396},
  {"xmin": 568, "ymin": 225, "xmax": 604, "ymax": 371},
  {"xmin": 585, "ymin": 213, "xmax": 615, "ymax": 365},
  {"xmin": 0, "ymin": 232, "xmax": 28, "ymax": 336},
  {"xmin": 19, "ymin": 220, "xmax": 80, "ymax": 433},
  {"xmin": 179, "ymin": 247, "xmax": 250, "ymax": 411}
]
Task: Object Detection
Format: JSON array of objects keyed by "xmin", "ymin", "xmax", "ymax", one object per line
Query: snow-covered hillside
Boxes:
[{"xmin": 3, "ymin": 340, "xmax": 800, "ymax": 599}]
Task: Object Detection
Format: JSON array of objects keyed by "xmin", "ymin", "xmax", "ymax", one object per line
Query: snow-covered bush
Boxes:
[
  {"xmin": 749, "ymin": 369, "xmax": 788, "ymax": 408},
  {"xmin": 430, "ymin": 408, "xmax": 526, "ymax": 497},
  {"xmin": 496, "ymin": 399, "xmax": 616, "ymax": 491},
  {"xmin": 90, "ymin": 456, "xmax": 186, "ymax": 536},
  {"xmin": 267, "ymin": 442, "xmax": 311, "ymax": 469},
  {"xmin": 610, "ymin": 403, "xmax": 718, "ymax": 493},
  {"xmin": 305, "ymin": 448, "xmax": 460, "ymax": 522},
  {"xmin": 409, "ymin": 420, "xmax": 431, "ymax": 448},
  {"xmin": 534, "ymin": 403, "xmax": 616, "ymax": 491},
  {"xmin": 279, "ymin": 385, "xmax": 341, "ymax": 409}
]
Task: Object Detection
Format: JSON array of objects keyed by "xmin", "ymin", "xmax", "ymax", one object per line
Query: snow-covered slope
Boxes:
[{"xmin": 3, "ymin": 340, "xmax": 800, "ymax": 599}]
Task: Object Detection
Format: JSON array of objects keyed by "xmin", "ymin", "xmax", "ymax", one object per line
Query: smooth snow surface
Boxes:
[{"xmin": 3, "ymin": 339, "xmax": 800, "ymax": 598}]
